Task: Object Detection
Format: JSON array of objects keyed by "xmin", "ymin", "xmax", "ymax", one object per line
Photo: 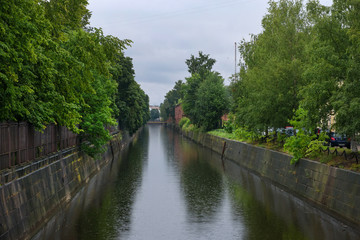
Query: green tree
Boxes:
[
  {"xmin": 142, "ymin": 94, "xmax": 150, "ymax": 124},
  {"xmin": 60, "ymin": 28, "xmax": 122, "ymax": 156},
  {"xmin": 111, "ymin": 54, "xmax": 149, "ymax": 134},
  {"xmin": 298, "ymin": 0, "xmax": 348, "ymax": 130},
  {"xmin": 150, "ymin": 109, "xmax": 160, "ymax": 121},
  {"xmin": 331, "ymin": 0, "xmax": 360, "ymax": 150},
  {"xmin": 0, "ymin": 0, "xmax": 146, "ymax": 157},
  {"xmin": 185, "ymin": 51, "xmax": 216, "ymax": 78},
  {"xmin": 182, "ymin": 52, "xmax": 216, "ymax": 123},
  {"xmin": 182, "ymin": 52, "xmax": 228, "ymax": 130},
  {"xmin": 160, "ymin": 99, "xmax": 170, "ymax": 121},
  {"xmin": 0, "ymin": 0, "xmax": 57, "ymax": 129},
  {"xmin": 296, "ymin": 0, "xmax": 360, "ymax": 151},
  {"xmin": 194, "ymin": 72, "xmax": 229, "ymax": 131},
  {"xmin": 160, "ymin": 80, "xmax": 184, "ymax": 121},
  {"xmin": 182, "ymin": 73, "xmax": 202, "ymax": 124},
  {"xmin": 235, "ymin": 0, "xmax": 308, "ymax": 133},
  {"xmin": 122, "ymin": 82, "xmax": 149, "ymax": 134},
  {"xmin": 112, "ymin": 54, "xmax": 135, "ymax": 129},
  {"xmin": 41, "ymin": 0, "xmax": 91, "ymax": 37}
]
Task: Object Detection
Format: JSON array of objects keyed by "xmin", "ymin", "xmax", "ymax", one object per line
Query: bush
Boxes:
[
  {"xmin": 234, "ymin": 127, "xmax": 261, "ymax": 142},
  {"xmin": 284, "ymin": 133, "xmax": 311, "ymax": 164},
  {"xmin": 306, "ymin": 133, "xmax": 329, "ymax": 159},
  {"xmin": 224, "ymin": 120, "xmax": 234, "ymax": 133},
  {"xmin": 284, "ymin": 108, "xmax": 328, "ymax": 164},
  {"xmin": 187, "ymin": 124, "xmax": 196, "ymax": 131},
  {"xmin": 179, "ymin": 117, "xmax": 190, "ymax": 128}
]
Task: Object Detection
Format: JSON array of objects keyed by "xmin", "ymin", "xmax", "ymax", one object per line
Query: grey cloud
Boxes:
[{"xmin": 88, "ymin": 0, "xmax": 333, "ymax": 105}]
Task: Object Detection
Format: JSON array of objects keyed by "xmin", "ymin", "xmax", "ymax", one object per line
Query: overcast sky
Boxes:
[{"xmin": 88, "ymin": 0, "xmax": 333, "ymax": 105}]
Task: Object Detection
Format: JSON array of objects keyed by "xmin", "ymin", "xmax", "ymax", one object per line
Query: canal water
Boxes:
[{"xmin": 33, "ymin": 124, "xmax": 359, "ymax": 240}]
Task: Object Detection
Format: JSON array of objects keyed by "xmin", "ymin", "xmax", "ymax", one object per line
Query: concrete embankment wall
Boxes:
[
  {"xmin": 181, "ymin": 129, "xmax": 360, "ymax": 228},
  {"xmin": 0, "ymin": 130, "xmax": 138, "ymax": 240}
]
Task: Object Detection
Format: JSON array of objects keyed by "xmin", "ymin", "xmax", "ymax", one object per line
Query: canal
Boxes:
[{"xmin": 33, "ymin": 124, "xmax": 359, "ymax": 240}]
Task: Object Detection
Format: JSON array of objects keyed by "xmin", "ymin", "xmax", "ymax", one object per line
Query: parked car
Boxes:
[
  {"xmin": 285, "ymin": 127, "xmax": 296, "ymax": 137},
  {"xmin": 276, "ymin": 127, "xmax": 296, "ymax": 137},
  {"xmin": 329, "ymin": 132, "xmax": 351, "ymax": 148}
]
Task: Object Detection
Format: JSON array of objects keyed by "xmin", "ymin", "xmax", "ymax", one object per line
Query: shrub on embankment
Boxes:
[{"xmin": 208, "ymin": 127, "xmax": 360, "ymax": 173}]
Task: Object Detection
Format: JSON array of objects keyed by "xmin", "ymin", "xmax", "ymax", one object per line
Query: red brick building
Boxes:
[
  {"xmin": 174, "ymin": 104, "xmax": 185, "ymax": 125},
  {"xmin": 221, "ymin": 114, "xmax": 229, "ymax": 122}
]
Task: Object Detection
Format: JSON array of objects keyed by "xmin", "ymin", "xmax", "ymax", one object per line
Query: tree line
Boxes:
[
  {"xmin": 162, "ymin": 0, "xmax": 360, "ymax": 161},
  {"xmin": 231, "ymin": 0, "xmax": 360, "ymax": 159},
  {"xmin": 160, "ymin": 51, "xmax": 230, "ymax": 131},
  {"xmin": 0, "ymin": 0, "xmax": 150, "ymax": 156},
  {"xmin": 232, "ymin": 0, "xmax": 358, "ymax": 134}
]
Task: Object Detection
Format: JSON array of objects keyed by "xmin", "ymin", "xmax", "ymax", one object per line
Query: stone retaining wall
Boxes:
[
  {"xmin": 181, "ymin": 129, "xmax": 360, "ymax": 228},
  {"xmin": 0, "ymin": 130, "xmax": 138, "ymax": 240}
]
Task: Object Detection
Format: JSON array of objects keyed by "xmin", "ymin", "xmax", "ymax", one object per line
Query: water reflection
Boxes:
[
  {"xmin": 180, "ymin": 151, "xmax": 224, "ymax": 222},
  {"xmin": 227, "ymin": 179, "xmax": 307, "ymax": 240},
  {"xmin": 161, "ymin": 126, "xmax": 182, "ymax": 172},
  {"xmin": 62, "ymin": 127, "xmax": 149, "ymax": 240},
  {"xmin": 162, "ymin": 127, "xmax": 224, "ymax": 222},
  {"xmin": 225, "ymin": 159, "xmax": 360, "ymax": 240},
  {"xmin": 34, "ymin": 125, "xmax": 360, "ymax": 240}
]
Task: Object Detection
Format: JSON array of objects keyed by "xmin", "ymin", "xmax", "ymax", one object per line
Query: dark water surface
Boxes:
[{"xmin": 33, "ymin": 125, "xmax": 359, "ymax": 240}]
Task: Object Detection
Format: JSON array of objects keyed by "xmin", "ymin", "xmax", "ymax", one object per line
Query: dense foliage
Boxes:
[
  {"xmin": 150, "ymin": 109, "xmax": 160, "ymax": 121},
  {"xmin": 0, "ymin": 0, "xmax": 149, "ymax": 156},
  {"xmin": 161, "ymin": 52, "xmax": 229, "ymax": 131},
  {"xmin": 233, "ymin": 0, "xmax": 308, "ymax": 133},
  {"xmin": 183, "ymin": 52, "xmax": 229, "ymax": 131},
  {"xmin": 230, "ymin": 0, "xmax": 360, "ymax": 161},
  {"xmin": 160, "ymin": 80, "xmax": 184, "ymax": 121},
  {"xmin": 161, "ymin": 0, "xmax": 360, "ymax": 163},
  {"xmin": 111, "ymin": 54, "xmax": 150, "ymax": 135},
  {"xmin": 190, "ymin": 71, "xmax": 228, "ymax": 130}
]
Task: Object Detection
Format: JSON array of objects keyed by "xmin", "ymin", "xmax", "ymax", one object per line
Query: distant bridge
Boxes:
[{"xmin": 147, "ymin": 121, "xmax": 166, "ymax": 124}]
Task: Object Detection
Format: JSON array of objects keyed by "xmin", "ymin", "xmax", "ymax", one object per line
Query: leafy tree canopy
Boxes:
[
  {"xmin": 194, "ymin": 72, "xmax": 229, "ymax": 131},
  {"xmin": 234, "ymin": 0, "xmax": 308, "ymax": 132},
  {"xmin": 150, "ymin": 109, "xmax": 160, "ymax": 121},
  {"xmin": 181, "ymin": 52, "xmax": 229, "ymax": 130},
  {"xmin": 160, "ymin": 80, "xmax": 184, "ymax": 121},
  {"xmin": 185, "ymin": 51, "xmax": 216, "ymax": 78},
  {"xmin": 0, "ymin": 0, "xmax": 148, "ymax": 157},
  {"xmin": 230, "ymin": 0, "xmax": 360, "ymax": 153}
]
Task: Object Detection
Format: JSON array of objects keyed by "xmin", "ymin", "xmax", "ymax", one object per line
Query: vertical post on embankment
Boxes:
[{"xmin": 221, "ymin": 141, "xmax": 227, "ymax": 170}]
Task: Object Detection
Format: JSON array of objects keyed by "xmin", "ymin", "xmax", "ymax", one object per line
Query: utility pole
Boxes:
[{"xmin": 234, "ymin": 42, "xmax": 237, "ymax": 81}]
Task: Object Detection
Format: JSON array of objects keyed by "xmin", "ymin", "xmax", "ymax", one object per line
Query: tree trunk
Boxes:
[{"xmin": 351, "ymin": 135, "xmax": 358, "ymax": 152}]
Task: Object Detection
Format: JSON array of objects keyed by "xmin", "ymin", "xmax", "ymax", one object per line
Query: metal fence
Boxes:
[
  {"xmin": 0, "ymin": 122, "xmax": 78, "ymax": 170},
  {"xmin": 321, "ymin": 147, "xmax": 359, "ymax": 164}
]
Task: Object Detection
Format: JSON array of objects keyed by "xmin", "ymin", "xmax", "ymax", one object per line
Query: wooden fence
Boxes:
[{"xmin": 0, "ymin": 122, "xmax": 78, "ymax": 170}]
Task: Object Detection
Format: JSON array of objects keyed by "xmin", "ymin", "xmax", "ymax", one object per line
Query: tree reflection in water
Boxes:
[
  {"xmin": 181, "ymin": 155, "xmax": 224, "ymax": 222},
  {"xmin": 75, "ymin": 128, "xmax": 149, "ymax": 240}
]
